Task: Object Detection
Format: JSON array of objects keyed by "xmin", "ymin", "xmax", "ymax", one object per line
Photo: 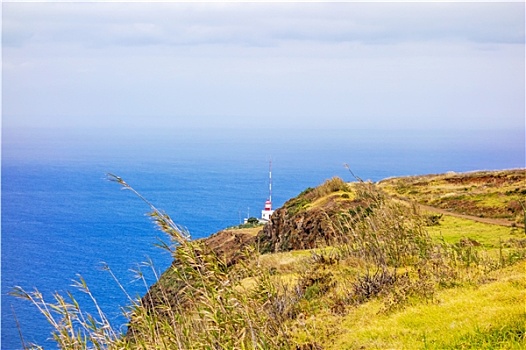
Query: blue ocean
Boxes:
[{"xmin": 2, "ymin": 127, "xmax": 524, "ymax": 349}]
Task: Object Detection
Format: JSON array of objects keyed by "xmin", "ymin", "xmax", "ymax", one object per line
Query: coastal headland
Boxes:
[
  {"xmin": 131, "ymin": 168, "xmax": 525, "ymax": 349},
  {"xmin": 15, "ymin": 169, "xmax": 525, "ymax": 348}
]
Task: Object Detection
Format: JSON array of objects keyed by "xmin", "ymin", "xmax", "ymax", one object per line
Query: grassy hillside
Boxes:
[
  {"xmin": 378, "ymin": 169, "xmax": 525, "ymax": 225},
  {"xmin": 13, "ymin": 170, "xmax": 526, "ymax": 349}
]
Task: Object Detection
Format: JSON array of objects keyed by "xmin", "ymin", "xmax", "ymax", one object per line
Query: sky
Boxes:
[{"xmin": 2, "ymin": 1, "xmax": 525, "ymax": 131}]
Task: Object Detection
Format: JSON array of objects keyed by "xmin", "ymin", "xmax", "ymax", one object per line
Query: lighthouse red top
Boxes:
[{"xmin": 264, "ymin": 200, "xmax": 272, "ymax": 211}]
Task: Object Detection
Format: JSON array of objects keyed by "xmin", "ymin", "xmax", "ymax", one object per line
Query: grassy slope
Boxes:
[
  {"xmin": 254, "ymin": 170, "xmax": 526, "ymax": 349},
  {"xmin": 291, "ymin": 264, "xmax": 524, "ymax": 349},
  {"xmin": 255, "ymin": 221, "xmax": 524, "ymax": 349},
  {"xmin": 331, "ymin": 263, "xmax": 524, "ymax": 349},
  {"xmin": 378, "ymin": 169, "xmax": 525, "ymax": 224},
  {"xmin": 281, "ymin": 224, "xmax": 525, "ymax": 349}
]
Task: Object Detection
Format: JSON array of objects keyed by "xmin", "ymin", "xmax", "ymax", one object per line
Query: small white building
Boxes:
[{"xmin": 261, "ymin": 199, "xmax": 274, "ymax": 222}]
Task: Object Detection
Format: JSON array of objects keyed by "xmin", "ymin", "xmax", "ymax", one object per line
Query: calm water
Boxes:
[{"xmin": 2, "ymin": 127, "xmax": 524, "ymax": 348}]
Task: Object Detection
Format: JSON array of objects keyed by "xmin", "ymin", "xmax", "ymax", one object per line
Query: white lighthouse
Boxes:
[{"xmin": 261, "ymin": 160, "xmax": 275, "ymax": 222}]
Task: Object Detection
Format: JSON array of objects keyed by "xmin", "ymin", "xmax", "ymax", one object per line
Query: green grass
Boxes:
[
  {"xmin": 305, "ymin": 263, "xmax": 525, "ymax": 350},
  {"xmin": 427, "ymin": 215, "xmax": 524, "ymax": 248},
  {"xmin": 259, "ymin": 249, "xmax": 313, "ymax": 272},
  {"xmin": 305, "ymin": 191, "xmax": 356, "ymax": 211}
]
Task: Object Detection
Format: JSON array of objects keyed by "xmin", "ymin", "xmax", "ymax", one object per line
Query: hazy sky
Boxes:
[{"xmin": 3, "ymin": 1, "xmax": 525, "ymax": 131}]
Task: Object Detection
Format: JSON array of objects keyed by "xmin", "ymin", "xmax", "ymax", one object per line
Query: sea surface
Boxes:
[{"xmin": 2, "ymin": 127, "xmax": 524, "ymax": 349}]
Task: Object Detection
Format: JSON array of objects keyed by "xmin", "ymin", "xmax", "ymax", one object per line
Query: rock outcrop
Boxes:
[{"xmin": 257, "ymin": 177, "xmax": 367, "ymax": 253}]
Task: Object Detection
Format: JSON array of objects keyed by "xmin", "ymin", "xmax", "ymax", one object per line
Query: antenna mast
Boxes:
[
  {"xmin": 269, "ymin": 159, "xmax": 272, "ymax": 204},
  {"xmin": 261, "ymin": 158, "xmax": 275, "ymax": 221}
]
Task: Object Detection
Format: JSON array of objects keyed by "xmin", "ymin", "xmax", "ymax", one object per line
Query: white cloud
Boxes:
[
  {"xmin": 4, "ymin": 2, "xmax": 524, "ymax": 48},
  {"xmin": 2, "ymin": 2, "xmax": 524, "ymax": 130}
]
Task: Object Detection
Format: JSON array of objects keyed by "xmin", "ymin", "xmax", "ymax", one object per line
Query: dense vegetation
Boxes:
[{"xmin": 12, "ymin": 170, "xmax": 526, "ymax": 349}]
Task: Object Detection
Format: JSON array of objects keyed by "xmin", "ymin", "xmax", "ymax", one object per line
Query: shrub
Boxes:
[{"xmin": 350, "ymin": 268, "xmax": 397, "ymax": 304}]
